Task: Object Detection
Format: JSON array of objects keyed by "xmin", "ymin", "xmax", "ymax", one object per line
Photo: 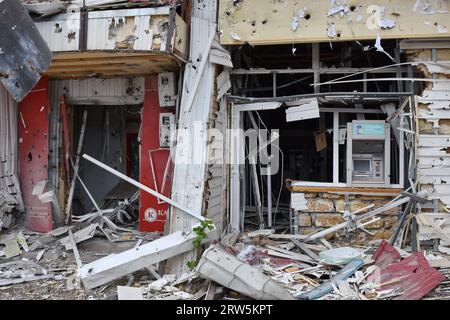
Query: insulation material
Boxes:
[{"xmin": 0, "ymin": 84, "xmax": 24, "ymax": 230}]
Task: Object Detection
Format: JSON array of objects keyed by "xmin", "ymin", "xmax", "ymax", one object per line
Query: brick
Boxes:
[
  {"xmin": 335, "ymin": 199, "xmax": 373, "ymax": 214},
  {"xmin": 321, "ymin": 193, "xmax": 342, "ymax": 200},
  {"xmin": 335, "ymin": 199, "xmax": 345, "ymax": 212},
  {"xmin": 364, "ymin": 218, "xmax": 385, "ymax": 229},
  {"xmin": 315, "ymin": 213, "xmax": 344, "ymax": 227},
  {"xmin": 384, "ymin": 216, "xmax": 398, "ymax": 229},
  {"xmin": 368, "ymin": 229, "xmax": 393, "ymax": 241},
  {"xmin": 297, "ymin": 214, "xmax": 312, "ymax": 227},
  {"xmin": 349, "ymin": 200, "xmax": 372, "ymax": 213},
  {"xmin": 303, "ymin": 193, "xmax": 318, "ymax": 198},
  {"xmin": 299, "ymin": 227, "xmax": 319, "ymax": 235},
  {"xmin": 355, "ymin": 195, "xmax": 392, "ymax": 201},
  {"xmin": 305, "ymin": 198, "xmax": 334, "ymax": 212}
]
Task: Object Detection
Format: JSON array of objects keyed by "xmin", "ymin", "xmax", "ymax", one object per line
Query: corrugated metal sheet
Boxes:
[
  {"xmin": 34, "ymin": 12, "xmax": 80, "ymax": 52},
  {"xmin": 371, "ymin": 240, "xmax": 444, "ymax": 300},
  {"xmin": 0, "ymin": 83, "xmax": 24, "ymax": 230},
  {"xmin": 54, "ymin": 77, "xmax": 145, "ymax": 105},
  {"xmin": 417, "ymin": 61, "xmax": 450, "ymax": 208},
  {"xmin": 87, "ymin": 7, "xmax": 170, "ymax": 51},
  {"xmin": 0, "ymin": 0, "xmax": 52, "ymax": 102}
]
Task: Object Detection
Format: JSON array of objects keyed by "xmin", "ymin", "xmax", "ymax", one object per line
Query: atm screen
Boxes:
[{"xmin": 353, "ymin": 159, "xmax": 371, "ymax": 173}]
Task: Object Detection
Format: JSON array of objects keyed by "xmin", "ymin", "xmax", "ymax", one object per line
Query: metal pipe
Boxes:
[{"xmin": 82, "ymin": 154, "xmax": 205, "ymax": 221}]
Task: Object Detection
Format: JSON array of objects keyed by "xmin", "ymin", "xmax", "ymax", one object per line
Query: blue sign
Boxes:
[{"xmin": 353, "ymin": 123, "xmax": 385, "ymax": 136}]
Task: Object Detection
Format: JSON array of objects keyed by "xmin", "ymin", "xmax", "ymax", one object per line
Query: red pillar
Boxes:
[
  {"xmin": 18, "ymin": 77, "xmax": 53, "ymax": 232},
  {"xmin": 139, "ymin": 75, "xmax": 173, "ymax": 232}
]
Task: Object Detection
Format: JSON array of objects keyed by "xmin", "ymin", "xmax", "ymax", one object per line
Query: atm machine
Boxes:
[{"xmin": 346, "ymin": 120, "xmax": 390, "ymax": 187}]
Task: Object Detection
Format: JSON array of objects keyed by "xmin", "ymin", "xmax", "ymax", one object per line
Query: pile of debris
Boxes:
[
  {"xmin": 188, "ymin": 232, "xmax": 448, "ymax": 300},
  {"xmin": 1, "ymin": 218, "xmax": 450, "ymax": 300}
]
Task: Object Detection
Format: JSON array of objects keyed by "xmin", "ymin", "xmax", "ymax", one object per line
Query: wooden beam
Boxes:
[
  {"xmin": 79, "ymin": 226, "xmax": 216, "ymax": 289},
  {"xmin": 289, "ymin": 185, "xmax": 403, "ymax": 195}
]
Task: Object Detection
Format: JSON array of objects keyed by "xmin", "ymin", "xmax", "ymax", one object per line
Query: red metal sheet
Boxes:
[
  {"xmin": 18, "ymin": 77, "xmax": 53, "ymax": 232},
  {"xmin": 372, "ymin": 239, "xmax": 402, "ymax": 269},
  {"xmin": 370, "ymin": 241, "xmax": 445, "ymax": 300},
  {"xmin": 139, "ymin": 75, "xmax": 174, "ymax": 232}
]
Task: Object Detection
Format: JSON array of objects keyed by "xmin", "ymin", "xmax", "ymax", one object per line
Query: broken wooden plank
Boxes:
[
  {"xmin": 204, "ymin": 281, "xmax": 217, "ymax": 300},
  {"xmin": 78, "ymin": 226, "xmax": 216, "ymax": 289},
  {"xmin": 65, "ymin": 110, "xmax": 88, "ymax": 224},
  {"xmin": 185, "ymin": 28, "xmax": 216, "ymax": 113},
  {"xmin": 265, "ymin": 245, "xmax": 314, "ymax": 263},
  {"xmin": 289, "ymin": 185, "xmax": 404, "ymax": 195},
  {"xmin": 60, "ymin": 223, "xmax": 98, "ymax": 251},
  {"xmin": 291, "ymin": 238, "xmax": 320, "ymax": 261},
  {"xmin": 68, "ymin": 229, "xmax": 82, "ymax": 269}
]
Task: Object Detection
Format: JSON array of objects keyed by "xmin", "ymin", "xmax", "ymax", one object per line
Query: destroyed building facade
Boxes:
[{"xmin": 1, "ymin": 0, "xmax": 450, "ymax": 300}]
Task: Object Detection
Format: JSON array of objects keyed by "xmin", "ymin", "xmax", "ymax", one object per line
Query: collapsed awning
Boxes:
[{"xmin": 0, "ymin": 0, "xmax": 52, "ymax": 102}]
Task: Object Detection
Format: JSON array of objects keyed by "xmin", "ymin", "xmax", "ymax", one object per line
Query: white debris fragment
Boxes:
[
  {"xmin": 413, "ymin": 0, "xmax": 421, "ymax": 12},
  {"xmin": 117, "ymin": 286, "xmax": 144, "ymax": 300},
  {"xmin": 374, "ymin": 33, "xmax": 395, "ymax": 62},
  {"xmin": 422, "ymin": 1, "xmax": 434, "ymax": 15},
  {"xmin": 298, "ymin": 8, "xmax": 306, "ymax": 18},
  {"xmin": 36, "ymin": 249, "xmax": 45, "ymax": 262},
  {"xmin": 230, "ymin": 32, "xmax": 241, "ymax": 41},
  {"xmin": 437, "ymin": 0, "xmax": 449, "ymax": 13},
  {"xmin": 327, "ymin": 22, "xmax": 337, "ymax": 38},
  {"xmin": 291, "ymin": 16, "xmax": 299, "ymax": 31},
  {"xmin": 173, "ymin": 291, "xmax": 193, "ymax": 299},
  {"xmin": 437, "ymin": 24, "xmax": 448, "ymax": 33},
  {"xmin": 149, "ymin": 278, "xmax": 169, "ymax": 291},
  {"xmin": 328, "ymin": 0, "xmax": 350, "ymax": 17},
  {"xmin": 378, "ymin": 17, "xmax": 396, "ymax": 29},
  {"xmin": 377, "ymin": 6, "xmax": 396, "ymax": 29}
]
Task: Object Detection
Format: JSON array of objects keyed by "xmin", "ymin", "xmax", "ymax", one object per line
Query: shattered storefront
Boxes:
[
  {"xmin": 3, "ymin": 0, "xmax": 190, "ymax": 234},
  {"xmin": 2, "ymin": 0, "xmax": 450, "ymax": 302}
]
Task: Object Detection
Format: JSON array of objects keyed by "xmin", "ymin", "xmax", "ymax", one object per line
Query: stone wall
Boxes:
[{"xmin": 295, "ymin": 192, "xmax": 399, "ymax": 243}]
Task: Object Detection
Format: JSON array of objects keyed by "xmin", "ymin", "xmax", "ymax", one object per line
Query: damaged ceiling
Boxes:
[{"xmin": 219, "ymin": 0, "xmax": 450, "ymax": 45}]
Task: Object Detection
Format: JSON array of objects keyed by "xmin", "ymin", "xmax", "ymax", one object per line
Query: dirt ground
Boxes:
[{"xmin": 0, "ymin": 226, "xmax": 161, "ymax": 300}]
